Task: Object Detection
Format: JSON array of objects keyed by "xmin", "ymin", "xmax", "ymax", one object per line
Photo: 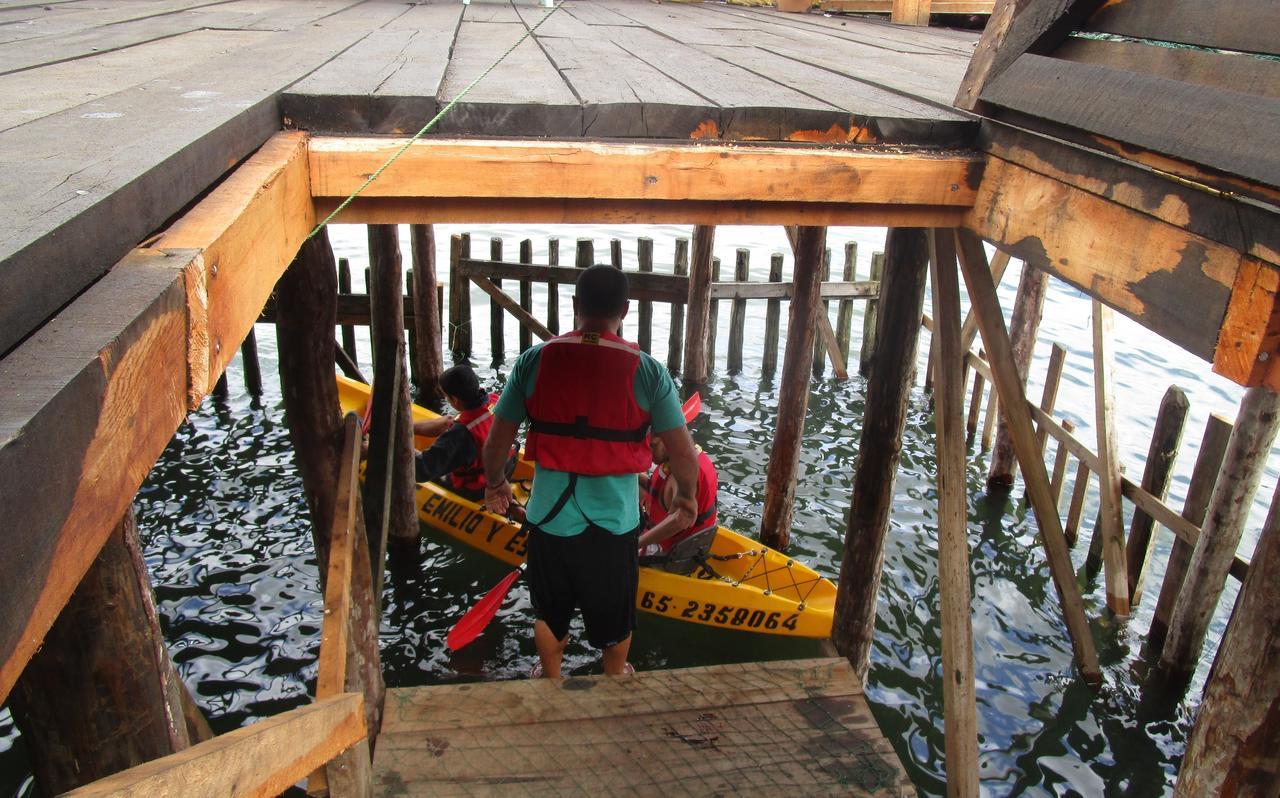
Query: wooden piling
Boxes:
[
  {"xmin": 727, "ymin": 249, "xmax": 749, "ymax": 373},
  {"xmin": 683, "ymin": 226, "xmax": 715, "ymax": 384},
  {"xmin": 212, "ymin": 371, "xmax": 229, "ymax": 399},
  {"xmin": 987, "ymin": 265, "xmax": 1048, "ymax": 489},
  {"xmin": 760, "ymin": 227, "xmax": 828, "ymax": 552},
  {"xmin": 836, "ymin": 243, "xmax": 857, "ymax": 360},
  {"xmin": 9, "ymin": 508, "xmax": 191, "ymax": 795},
  {"xmin": 406, "ymin": 268, "xmax": 419, "ymax": 385},
  {"xmin": 955, "ymin": 229, "xmax": 1100, "ymax": 684},
  {"xmin": 980, "ymin": 381, "xmax": 998, "ymax": 453},
  {"xmin": 859, "ymin": 251, "xmax": 884, "ymax": 377},
  {"xmin": 1126, "ymin": 386, "xmax": 1189, "ymax": 606},
  {"xmin": 1147, "ymin": 414, "xmax": 1233, "ymax": 655},
  {"xmin": 547, "ymin": 238, "xmax": 560, "ymax": 335},
  {"xmin": 1160, "ymin": 385, "xmax": 1280, "ymax": 683},
  {"xmin": 489, "ymin": 237, "xmax": 504, "ymax": 363},
  {"xmin": 1175, "ymin": 477, "xmax": 1280, "ymax": 795},
  {"xmin": 762, "ymin": 253, "xmax": 784, "ymax": 379},
  {"xmin": 448, "ymin": 234, "xmax": 472, "ymax": 360},
  {"xmin": 410, "ymin": 224, "xmax": 443, "ymax": 403},
  {"xmin": 1035, "ymin": 344, "xmax": 1067, "ymax": 456},
  {"xmin": 576, "ymin": 238, "xmax": 593, "ymax": 269},
  {"xmin": 707, "ymin": 257, "xmax": 722, "ymax": 371},
  {"xmin": 1064, "ymin": 461, "xmax": 1091, "ymax": 547},
  {"xmin": 927, "ymin": 228, "xmax": 980, "ymax": 797},
  {"xmin": 637, "ymin": 237, "xmax": 654, "ymax": 353},
  {"xmin": 833, "ymin": 228, "xmax": 928, "ymax": 678},
  {"xmin": 812, "ymin": 250, "xmax": 831, "ymax": 378},
  {"xmin": 1091, "ymin": 300, "xmax": 1130, "ymax": 616},
  {"xmin": 519, "ymin": 239, "xmax": 534, "ymax": 353},
  {"xmin": 338, "ymin": 257, "xmax": 357, "ymax": 365},
  {"xmin": 966, "ymin": 362, "xmax": 985, "ymax": 445},
  {"xmin": 241, "ymin": 327, "xmax": 262, "ymax": 397},
  {"xmin": 668, "ymin": 238, "xmax": 689, "ymax": 374},
  {"xmin": 1049, "ymin": 420, "xmax": 1074, "ymax": 505}
]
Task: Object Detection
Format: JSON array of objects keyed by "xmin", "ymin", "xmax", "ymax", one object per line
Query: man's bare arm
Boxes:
[
  {"xmin": 482, "ymin": 417, "xmax": 519, "ymax": 514},
  {"xmin": 655, "ymin": 425, "xmax": 698, "ymax": 528}
]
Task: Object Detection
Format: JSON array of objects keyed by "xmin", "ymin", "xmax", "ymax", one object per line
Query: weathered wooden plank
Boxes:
[
  {"xmin": 282, "ymin": 3, "xmax": 463, "ymax": 135},
  {"xmin": 824, "ymin": 0, "xmax": 994, "ymax": 12},
  {"xmin": 1087, "ymin": 0, "xmax": 1280, "ymax": 57},
  {"xmin": 470, "ymin": 276, "xmax": 553, "ymax": 343},
  {"xmin": 456, "ymin": 258, "xmax": 689, "ymax": 303},
  {"xmin": 63, "ymin": 693, "xmax": 366, "ymax": 798},
  {"xmin": 981, "ymin": 54, "xmax": 1280, "ymax": 190},
  {"xmin": 1055, "ymin": 37, "xmax": 1280, "ymax": 101},
  {"xmin": 0, "ymin": 247, "xmax": 196, "ymax": 705},
  {"xmin": 965, "ymin": 155, "xmax": 1238, "ymax": 364},
  {"xmin": 683, "ymin": 225, "xmax": 716, "ymax": 383},
  {"xmin": 1215, "ymin": 258, "xmax": 1280, "ymax": 388},
  {"xmin": 308, "ymin": 137, "xmax": 982, "ymax": 207},
  {"xmin": 701, "ymin": 2, "xmax": 978, "ymax": 56},
  {"xmin": 1125, "ymin": 386, "xmax": 1188, "ymax": 606},
  {"xmin": 1091, "ymin": 300, "xmax": 1129, "ymax": 616}
]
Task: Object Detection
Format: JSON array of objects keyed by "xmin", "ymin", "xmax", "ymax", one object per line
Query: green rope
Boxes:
[{"xmin": 307, "ymin": 2, "xmax": 565, "ymax": 240}]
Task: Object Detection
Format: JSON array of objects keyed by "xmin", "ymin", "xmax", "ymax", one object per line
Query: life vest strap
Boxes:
[{"xmin": 529, "ymin": 415, "xmax": 650, "ymax": 443}]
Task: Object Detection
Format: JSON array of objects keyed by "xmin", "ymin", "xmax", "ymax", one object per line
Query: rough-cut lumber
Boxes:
[
  {"xmin": 1087, "ymin": 0, "xmax": 1280, "ymax": 58},
  {"xmin": 471, "ymin": 276, "xmax": 553, "ymax": 343},
  {"xmin": 1055, "ymin": 37, "xmax": 1280, "ymax": 101},
  {"xmin": 927, "ymin": 228, "xmax": 980, "ymax": 797},
  {"xmin": 1173, "ymin": 478, "xmax": 1280, "ymax": 796},
  {"xmin": 518, "ymin": 239, "xmax": 535, "ymax": 353},
  {"xmin": 456, "ymin": 258, "xmax": 689, "ymax": 304},
  {"xmin": 987, "ymin": 263, "xmax": 1047, "ymax": 489},
  {"xmin": 9, "ymin": 508, "xmax": 189, "ymax": 795},
  {"xmin": 1125, "ymin": 386, "xmax": 1189, "ymax": 606},
  {"xmin": 760, "ymin": 227, "xmax": 828, "ymax": 552},
  {"xmin": 891, "ymin": 0, "xmax": 932, "ymax": 26},
  {"xmin": 833, "ymin": 228, "xmax": 929, "ymax": 679},
  {"xmin": 837, "ymin": 243, "xmax": 858, "ymax": 360},
  {"xmin": 1091, "ymin": 300, "xmax": 1129, "ymax": 616},
  {"xmin": 727, "ymin": 249, "xmax": 749, "ymax": 373},
  {"xmin": 154, "ymin": 132, "xmax": 314, "ymax": 405},
  {"xmin": 308, "ymin": 137, "xmax": 982, "ymax": 208},
  {"xmin": 0, "ymin": 247, "xmax": 196, "ymax": 705},
  {"xmin": 62, "ymin": 693, "xmax": 367, "ymax": 798},
  {"xmin": 448, "ymin": 234, "xmax": 472, "ymax": 358},
  {"xmin": 860, "ymin": 252, "xmax": 885, "ymax": 376},
  {"xmin": 1216, "ymin": 257, "xmax": 1280, "ymax": 389},
  {"xmin": 683, "ymin": 226, "xmax": 716, "ymax": 383},
  {"xmin": 956, "ymin": 229, "xmax": 1101, "ymax": 683},
  {"xmin": 1035, "ymin": 343, "xmax": 1066, "ymax": 455},
  {"xmin": 668, "ymin": 239, "xmax": 689, "ymax": 374},
  {"xmin": 1161, "ymin": 386, "xmax": 1280, "ymax": 683}
]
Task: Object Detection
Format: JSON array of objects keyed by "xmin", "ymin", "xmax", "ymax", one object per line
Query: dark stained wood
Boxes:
[
  {"xmin": 448, "ymin": 233, "xmax": 472, "ymax": 359},
  {"xmin": 987, "ymin": 264, "xmax": 1046, "ymax": 489},
  {"xmin": 9, "ymin": 508, "xmax": 190, "ymax": 795},
  {"xmin": 410, "ymin": 224, "xmax": 443, "ymax": 403},
  {"xmin": 518, "ymin": 239, "xmax": 534, "ymax": 353},
  {"xmin": 683, "ymin": 226, "xmax": 716, "ymax": 383},
  {"xmin": 240, "ymin": 327, "xmax": 263, "ymax": 396},
  {"xmin": 1086, "ymin": 0, "xmax": 1280, "ymax": 57},
  {"xmin": 1056, "ymin": 37, "xmax": 1280, "ymax": 101},
  {"xmin": 859, "ymin": 252, "xmax": 885, "ymax": 377},
  {"xmin": 489, "ymin": 237, "xmax": 505, "ymax": 363},
  {"xmin": 837, "ymin": 243, "xmax": 857, "ymax": 360},
  {"xmin": 762, "ymin": 252, "xmax": 785, "ymax": 379},
  {"xmin": 637, "ymin": 237, "xmax": 654, "ymax": 353},
  {"xmin": 1174, "ymin": 478, "xmax": 1280, "ymax": 795},
  {"xmin": 760, "ymin": 226, "xmax": 828, "ymax": 552},
  {"xmin": 1125, "ymin": 386, "xmax": 1189, "ymax": 606},
  {"xmin": 833, "ymin": 228, "xmax": 929, "ymax": 679},
  {"xmin": 813, "ymin": 250, "xmax": 831, "ymax": 379},
  {"xmin": 547, "ymin": 238, "xmax": 561, "ymax": 335},
  {"xmin": 728, "ymin": 249, "xmax": 749, "ymax": 373},
  {"xmin": 706, "ymin": 257, "xmax": 722, "ymax": 371},
  {"xmin": 338, "ymin": 258, "xmax": 358, "ymax": 364}
]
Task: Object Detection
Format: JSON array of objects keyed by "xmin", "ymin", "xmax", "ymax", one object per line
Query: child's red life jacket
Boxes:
[
  {"xmin": 646, "ymin": 448, "xmax": 718, "ymax": 551},
  {"xmin": 449, "ymin": 393, "xmax": 497, "ymax": 492}
]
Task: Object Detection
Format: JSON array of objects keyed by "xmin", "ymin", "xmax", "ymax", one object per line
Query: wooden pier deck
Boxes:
[{"xmin": 372, "ymin": 658, "xmax": 911, "ymax": 797}]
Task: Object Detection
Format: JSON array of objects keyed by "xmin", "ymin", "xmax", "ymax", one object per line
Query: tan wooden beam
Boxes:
[
  {"xmin": 309, "ymin": 138, "xmax": 981, "ymax": 208},
  {"xmin": 891, "ymin": 0, "xmax": 932, "ymax": 25},
  {"xmin": 1091, "ymin": 300, "xmax": 1129, "ymax": 615},
  {"xmin": 470, "ymin": 277, "xmax": 553, "ymax": 343}
]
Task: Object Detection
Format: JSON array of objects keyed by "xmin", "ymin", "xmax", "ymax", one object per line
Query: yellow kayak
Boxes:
[{"xmin": 338, "ymin": 375, "xmax": 836, "ymax": 638}]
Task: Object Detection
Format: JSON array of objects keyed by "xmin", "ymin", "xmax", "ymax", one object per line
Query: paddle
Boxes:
[{"xmin": 445, "ymin": 392, "xmax": 703, "ymax": 652}]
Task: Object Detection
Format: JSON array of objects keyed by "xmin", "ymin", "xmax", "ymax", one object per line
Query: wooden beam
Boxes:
[
  {"xmin": 891, "ymin": 0, "xmax": 932, "ymax": 26},
  {"xmin": 927, "ymin": 229, "xmax": 980, "ymax": 797},
  {"xmin": 309, "ymin": 138, "xmax": 982, "ymax": 209},
  {"xmin": 470, "ymin": 276, "xmax": 553, "ymax": 342},
  {"xmin": 986, "ymin": 263, "xmax": 1047, "ymax": 488},
  {"xmin": 1091, "ymin": 300, "xmax": 1129, "ymax": 616},
  {"xmin": 683, "ymin": 225, "xmax": 716, "ymax": 384},
  {"xmin": 1126, "ymin": 387, "xmax": 1189, "ymax": 606},
  {"xmin": 410, "ymin": 224, "xmax": 444, "ymax": 402},
  {"xmin": 1216, "ymin": 257, "xmax": 1280, "ymax": 387},
  {"xmin": 458, "ymin": 258, "xmax": 690, "ymax": 304},
  {"xmin": 154, "ymin": 131, "xmax": 313, "ymax": 406},
  {"xmin": 965, "ymin": 155, "xmax": 1240, "ymax": 365},
  {"xmin": 815, "ymin": 312, "xmax": 850, "ymax": 381},
  {"xmin": 955, "ymin": 229, "xmax": 1101, "ymax": 684},
  {"xmin": 62, "ymin": 693, "xmax": 366, "ymax": 798},
  {"xmin": 823, "ymin": 0, "xmax": 993, "ymax": 12}
]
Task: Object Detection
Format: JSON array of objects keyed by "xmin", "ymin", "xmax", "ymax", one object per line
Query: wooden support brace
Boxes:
[
  {"xmin": 470, "ymin": 276, "xmax": 553, "ymax": 342},
  {"xmin": 1091, "ymin": 300, "xmax": 1129, "ymax": 616}
]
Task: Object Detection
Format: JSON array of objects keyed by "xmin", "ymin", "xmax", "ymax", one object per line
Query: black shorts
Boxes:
[{"xmin": 525, "ymin": 523, "xmax": 639, "ymax": 650}]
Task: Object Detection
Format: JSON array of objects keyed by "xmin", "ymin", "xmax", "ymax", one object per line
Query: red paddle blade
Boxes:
[
  {"xmin": 447, "ymin": 566, "xmax": 524, "ymax": 651},
  {"xmin": 360, "ymin": 397, "xmax": 374, "ymax": 435},
  {"xmin": 681, "ymin": 392, "xmax": 702, "ymax": 423}
]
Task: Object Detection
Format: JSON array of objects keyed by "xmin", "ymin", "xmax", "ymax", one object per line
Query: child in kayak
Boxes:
[
  {"xmin": 412, "ymin": 365, "xmax": 496, "ymax": 501},
  {"xmin": 639, "ymin": 436, "xmax": 718, "ymax": 575}
]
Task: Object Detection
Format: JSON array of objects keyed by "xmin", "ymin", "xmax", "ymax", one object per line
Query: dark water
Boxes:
[{"xmin": 2, "ymin": 224, "xmax": 1272, "ymax": 797}]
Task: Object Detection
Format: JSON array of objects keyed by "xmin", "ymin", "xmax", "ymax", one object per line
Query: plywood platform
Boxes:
[{"xmin": 373, "ymin": 657, "xmax": 911, "ymax": 797}]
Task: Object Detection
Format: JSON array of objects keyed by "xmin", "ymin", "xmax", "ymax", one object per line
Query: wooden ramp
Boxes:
[{"xmin": 373, "ymin": 657, "xmax": 911, "ymax": 797}]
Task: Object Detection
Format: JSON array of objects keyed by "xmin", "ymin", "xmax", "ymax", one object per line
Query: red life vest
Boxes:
[
  {"xmin": 525, "ymin": 330, "xmax": 652, "ymax": 476},
  {"xmin": 646, "ymin": 448, "xmax": 718, "ymax": 552},
  {"xmin": 449, "ymin": 394, "xmax": 497, "ymax": 492}
]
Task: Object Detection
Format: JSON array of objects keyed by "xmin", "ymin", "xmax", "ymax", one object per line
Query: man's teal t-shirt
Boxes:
[{"xmin": 494, "ymin": 339, "xmax": 684, "ymax": 536}]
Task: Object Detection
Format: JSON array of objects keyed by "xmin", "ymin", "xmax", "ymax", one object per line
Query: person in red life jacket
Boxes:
[
  {"xmin": 410, "ymin": 365, "xmax": 496, "ymax": 502},
  {"xmin": 639, "ymin": 437, "xmax": 718, "ymax": 574},
  {"xmin": 482, "ymin": 265, "xmax": 699, "ymax": 679}
]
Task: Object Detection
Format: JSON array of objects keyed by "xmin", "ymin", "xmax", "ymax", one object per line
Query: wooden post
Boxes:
[
  {"xmin": 212, "ymin": 371, "xmax": 229, "ymax": 399},
  {"xmin": 668, "ymin": 238, "xmax": 688, "ymax": 374},
  {"xmin": 338, "ymin": 257, "xmax": 357, "ymax": 365},
  {"xmin": 575, "ymin": 238, "xmax": 593, "ymax": 269},
  {"xmin": 546, "ymin": 238, "xmax": 560, "ymax": 335},
  {"xmin": 1125, "ymin": 386, "xmax": 1189, "ymax": 606},
  {"xmin": 631, "ymin": 237, "xmax": 653, "ymax": 353},
  {"xmin": 1160, "ymin": 386, "xmax": 1280, "ymax": 683},
  {"xmin": 448, "ymin": 233, "xmax": 472, "ymax": 360},
  {"xmin": 1174, "ymin": 478, "xmax": 1280, "ymax": 795},
  {"xmin": 410, "ymin": 224, "xmax": 443, "ymax": 403},
  {"xmin": 1064, "ymin": 461, "xmax": 1091, "ymax": 547},
  {"xmin": 832, "ymin": 228, "xmax": 928, "ymax": 677},
  {"xmin": 1049, "ymin": 420, "xmax": 1074, "ymax": 505},
  {"xmin": 760, "ymin": 227, "xmax": 828, "ymax": 552},
  {"xmin": 813, "ymin": 249, "xmax": 831, "ymax": 379},
  {"xmin": 987, "ymin": 266, "xmax": 1048, "ymax": 489},
  {"xmin": 683, "ymin": 226, "xmax": 715, "ymax": 383},
  {"xmin": 836, "ymin": 243, "xmax": 857, "ymax": 361},
  {"xmin": 518, "ymin": 239, "xmax": 534, "ymax": 353},
  {"xmin": 365, "ymin": 225, "xmax": 418, "ymax": 559},
  {"xmin": 1091, "ymin": 299, "xmax": 1129, "ymax": 616},
  {"xmin": 1035, "ymin": 344, "xmax": 1067, "ymax": 456},
  {"xmin": 241, "ymin": 327, "xmax": 263, "ymax": 397},
  {"xmin": 955, "ymin": 229, "xmax": 1101, "ymax": 684},
  {"xmin": 980, "ymin": 382, "xmax": 998, "ymax": 453},
  {"xmin": 727, "ymin": 249, "xmax": 749, "ymax": 374},
  {"xmin": 859, "ymin": 251, "xmax": 884, "ymax": 376},
  {"xmin": 1147, "ymin": 414, "xmax": 1232, "ymax": 655},
  {"xmin": 489, "ymin": 237, "xmax": 504, "ymax": 363},
  {"xmin": 762, "ymin": 252, "xmax": 784, "ymax": 379},
  {"xmin": 9, "ymin": 508, "xmax": 191, "ymax": 795},
  {"xmin": 706, "ymin": 257, "xmax": 722, "ymax": 371},
  {"xmin": 610, "ymin": 238, "xmax": 622, "ymax": 268},
  {"xmin": 891, "ymin": 0, "xmax": 931, "ymax": 25},
  {"xmin": 966, "ymin": 361, "xmax": 985, "ymax": 445},
  {"xmin": 406, "ymin": 269, "xmax": 419, "ymax": 386},
  {"xmin": 927, "ymin": 229, "xmax": 980, "ymax": 797}
]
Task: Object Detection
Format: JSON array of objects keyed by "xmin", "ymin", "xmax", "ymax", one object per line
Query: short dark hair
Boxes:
[
  {"xmin": 575, "ymin": 264, "xmax": 628, "ymax": 319},
  {"xmin": 440, "ymin": 365, "xmax": 486, "ymax": 409}
]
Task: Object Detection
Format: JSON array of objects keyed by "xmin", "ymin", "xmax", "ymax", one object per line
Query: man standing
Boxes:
[{"xmin": 483, "ymin": 265, "xmax": 699, "ymax": 677}]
